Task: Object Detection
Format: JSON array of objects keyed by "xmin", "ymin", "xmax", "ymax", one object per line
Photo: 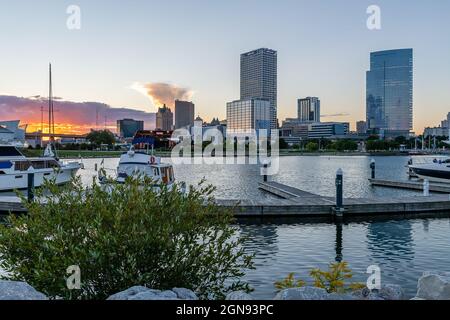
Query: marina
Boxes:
[
  {"xmin": 4, "ymin": 156, "xmax": 450, "ymax": 220},
  {"xmin": 1, "ymin": 154, "xmax": 450, "ymax": 300}
]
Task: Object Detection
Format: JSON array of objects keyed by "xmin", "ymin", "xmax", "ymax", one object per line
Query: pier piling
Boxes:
[
  {"xmin": 27, "ymin": 173, "xmax": 35, "ymax": 202},
  {"xmin": 370, "ymin": 159, "xmax": 376, "ymax": 179},
  {"xmin": 335, "ymin": 168, "xmax": 344, "ymax": 216}
]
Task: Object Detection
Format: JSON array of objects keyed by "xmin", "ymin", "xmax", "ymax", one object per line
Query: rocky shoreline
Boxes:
[{"xmin": 1, "ymin": 271, "xmax": 449, "ymax": 300}]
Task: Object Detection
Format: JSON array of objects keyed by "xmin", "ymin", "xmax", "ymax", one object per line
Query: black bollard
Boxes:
[
  {"xmin": 27, "ymin": 172, "xmax": 35, "ymax": 202},
  {"xmin": 263, "ymin": 164, "xmax": 268, "ymax": 182},
  {"xmin": 335, "ymin": 168, "xmax": 343, "ymax": 212},
  {"xmin": 370, "ymin": 159, "xmax": 376, "ymax": 179}
]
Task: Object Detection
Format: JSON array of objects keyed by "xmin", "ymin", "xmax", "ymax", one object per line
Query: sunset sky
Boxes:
[{"xmin": 1, "ymin": 0, "xmax": 450, "ymax": 134}]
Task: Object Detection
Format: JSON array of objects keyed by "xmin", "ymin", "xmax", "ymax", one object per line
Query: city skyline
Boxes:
[{"xmin": 1, "ymin": 0, "xmax": 450, "ymax": 134}]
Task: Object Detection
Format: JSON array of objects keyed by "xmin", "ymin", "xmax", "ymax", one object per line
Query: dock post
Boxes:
[
  {"xmin": 263, "ymin": 164, "xmax": 268, "ymax": 182},
  {"xmin": 423, "ymin": 179, "xmax": 430, "ymax": 197},
  {"xmin": 95, "ymin": 163, "xmax": 98, "ymax": 171},
  {"xmin": 27, "ymin": 172, "xmax": 35, "ymax": 202},
  {"xmin": 370, "ymin": 159, "xmax": 376, "ymax": 179},
  {"xmin": 335, "ymin": 168, "xmax": 343, "ymax": 215}
]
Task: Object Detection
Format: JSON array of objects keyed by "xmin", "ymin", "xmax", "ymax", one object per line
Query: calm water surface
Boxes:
[
  {"xmin": 3, "ymin": 155, "xmax": 450, "ymax": 298},
  {"xmin": 76, "ymin": 155, "xmax": 450, "ymax": 299}
]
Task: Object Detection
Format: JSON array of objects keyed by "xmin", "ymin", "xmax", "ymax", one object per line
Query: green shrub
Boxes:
[
  {"xmin": 275, "ymin": 262, "xmax": 366, "ymax": 293},
  {"xmin": 310, "ymin": 262, "xmax": 364, "ymax": 293},
  {"xmin": 274, "ymin": 273, "xmax": 305, "ymax": 290},
  {"xmin": 0, "ymin": 176, "xmax": 254, "ymax": 300}
]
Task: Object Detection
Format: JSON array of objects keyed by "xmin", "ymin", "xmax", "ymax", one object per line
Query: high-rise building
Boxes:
[
  {"xmin": 226, "ymin": 99, "xmax": 271, "ymax": 135},
  {"xmin": 175, "ymin": 100, "xmax": 195, "ymax": 129},
  {"xmin": 356, "ymin": 121, "xmax": 368, "ymax": 134},
  {"xmin": 117, "ymin": 118, "xmax": 144, "ymax": 138},
  {"xmin": 366, "ymin": 49, "xmax": 413, "ymax": 136},
  {"xmin": 298, "ymin": 97, "xmax": 320, "ymax": 123},
  {"xmin": 240, "ymin": 48, "xmax": 277, "ymax": 129},
  {"xmin": 155, "ymin": 104, "xmax": 173, "ymax": 131}
]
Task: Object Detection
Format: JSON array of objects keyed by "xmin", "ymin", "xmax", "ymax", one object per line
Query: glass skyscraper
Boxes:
[
  {"xmin": 226, "ymin": 99, "xmax": 271, "ymax": 135},
  {"xmin": 240, "ymin": 48, "xmax": 277, "ymax": 129},
  {"xmin": 366, "ymin": 49, "xmax": 413, "ymax": 136}
]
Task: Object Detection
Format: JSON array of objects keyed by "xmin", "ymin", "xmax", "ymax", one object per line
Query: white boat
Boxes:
[
  {"xmin": 409, "ymin": 158, "xmax": 450, "ymax": 183},
  {"xmin": 100, "ymin": 147, "xmax": 176, "ymax": 190},
  {"xmin": 0, "ymin": 144, "xmax": 82, "ymax": 191}
]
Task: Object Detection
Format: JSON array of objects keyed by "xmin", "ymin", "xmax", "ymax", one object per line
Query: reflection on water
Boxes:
[
  {"xmin": 335, "ymin": 222, "xmax": 343, "ymax": 263},
  {"xmin": 237, "ymin": 216, "xmax": 450, "ymax": 299}
]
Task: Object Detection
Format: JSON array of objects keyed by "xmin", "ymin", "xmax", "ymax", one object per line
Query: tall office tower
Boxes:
[
  {"xmin": 117, "ymin": 119, "xmax": 144, "ymax": 138},
  {"xmin": 226, "ymin": 99, "xmax": 271, "ymax": 134},
  {"xmin": 240, "ymin": 48, "xmax": 277, "ymax": 129},
  {"xmin": 297, "ymin": 97, "xmax": 320, "ymax": 123},
  {"xmin": 175, "ymin": 100, "xmax": 195, "ymax": 129},
  {"xmin": 155, "ymin": 104, "xmax": 174, "ymax": 131},
  {"xmin": 366, "ymin": 49, "xmax": 413, "ymax": 136}
]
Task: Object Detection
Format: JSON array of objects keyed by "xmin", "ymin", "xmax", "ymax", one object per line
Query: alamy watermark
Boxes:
[
  {"xmin": 366, "ymin": 265, "xmax": 382, "ymax": 290},
  {"xmin": 367, "ymin": 5, "xmax": 381, "ymax": 30},
  {"xmin": 170, "ymin": 123, "xmax": 280, "ymax": 175},
  {"xmin": 66, "ymin": 265, "xmax": 81, "ymax": 290},
  {"xmin": 66, "ymin": 5, "xmax": 81, "ymax": 30}
]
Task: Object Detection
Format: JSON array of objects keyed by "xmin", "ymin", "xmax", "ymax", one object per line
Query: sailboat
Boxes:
[{"xmin": 0, "ymin": 64, "xmax": 82, "ymax": 191}]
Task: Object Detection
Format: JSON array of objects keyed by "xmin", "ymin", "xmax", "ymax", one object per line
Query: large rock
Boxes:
[
  {"xmin": 416, "ymin": 271, "xmax": 450, "ymax": 300},
  {"xmin": 226, "ymin": 291, "xmax": 254, "ymax": 300},
  {"xmin": 0, "ymin": 281, "xmax": 47, "ymax": 300},
  {"xmin": 274, "ymin": 287, "xmax": 331, "ymax": 300},
  {"xmin": 107, "ymin": 286, "xmax": 199, "ymax": 300},
  {"xmin": 352, "ymin": 284, "xmax": 404, "ymax": 300},
  {"xmin": 172, "ymin": 288, "xmax": 198, "ymax": 300}
]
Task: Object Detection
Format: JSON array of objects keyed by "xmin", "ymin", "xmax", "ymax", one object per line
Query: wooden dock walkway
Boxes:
[
  {"xmin": 369, "ymin": 178, "xmax": 450, "ymax": 193},
  {"xmin": 217, "ymin": 194, "xmax": 450, "ymax": 217},
  {"xmin": 3, "ymin": 180, "xmax": 450, "ymax": 219},
  {"xmin": 216, "ymin": 180, "xmax": 450, "ymax": 217},
  {"xmin": 258, "ymin": 181, "xmax": 329, "ymax": 199},
  {"xmin": 0, "ymin": 196, "xmax": 27, "ymax": 213}
]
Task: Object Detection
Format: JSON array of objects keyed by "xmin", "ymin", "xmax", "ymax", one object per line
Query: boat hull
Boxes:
[
  {"xmin": 410, "ymin": 166, "xmax": 450, "ymax": 183},
  {"xmin": 0, "ymin": 165, "xmax": 80, "ymax": 191}
]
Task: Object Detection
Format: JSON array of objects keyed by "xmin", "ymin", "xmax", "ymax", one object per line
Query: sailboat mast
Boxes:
[{"xmin": 48, "ymin": 63, "xmax": 54, "ymax": 139}]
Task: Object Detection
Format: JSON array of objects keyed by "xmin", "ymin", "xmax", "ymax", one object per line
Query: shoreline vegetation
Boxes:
[
  {"xmin": 21, "ymin": 149, "xmax": 446, "ymax": 159},
  {"xmin": 0, "ymin": 176, "xmax": 254, "ymax": 300}
]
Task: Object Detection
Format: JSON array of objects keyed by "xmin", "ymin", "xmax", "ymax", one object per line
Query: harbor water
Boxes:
[
  {"xmin": 75, "ymin": 155, "xmax": 450, "ymax": 299},
  {"xmin": 3, "ymin": 155, "xmax": 450, "ymax": 299}
]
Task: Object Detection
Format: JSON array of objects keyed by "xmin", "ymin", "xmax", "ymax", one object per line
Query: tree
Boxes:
[
  {"xmin": 331, "ymin": 140, "xmax": 358, "ymax": 151},
  {"xmin": 305, "ymin": 142, "xmax": 319, "ymax": 152},
  {"xmin": 279, "ymin": 138, "xmax": 288, "ymax": 150},
  {"xmin": 86, "ymin": 130, "xmax": 115, "ymax": 147},
  {"xmin": 0, "ymin": 176, "xmax": 254, "ymax": 300}
]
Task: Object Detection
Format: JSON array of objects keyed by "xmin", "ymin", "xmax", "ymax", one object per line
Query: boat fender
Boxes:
[{"xmin": 150, "ymin": 156, "xmax": 156, "ymax": 164}]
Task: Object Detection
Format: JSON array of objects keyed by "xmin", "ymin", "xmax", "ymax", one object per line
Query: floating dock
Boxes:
[
  {"xmin": 216, "ymin": 181, "xmax": 450, "ymax": 217},
  {"xmin": 3, "ymin": 181, "xmax": 450, "ymax": 219},
  {"xmin": 369, "ymin": 178, "xmax": 450, "ymax": 193}
]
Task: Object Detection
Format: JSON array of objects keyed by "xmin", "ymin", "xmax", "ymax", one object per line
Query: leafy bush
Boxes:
[
  {"xmin": 275, "ymin": 262, "xmax": 365, "ymax": 293},
  {"xmin": 0, "ymin": 176, "xmax": 254, "ymax": 300}
]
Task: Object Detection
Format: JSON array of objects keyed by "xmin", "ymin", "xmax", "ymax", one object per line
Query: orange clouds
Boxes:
[{"xmin": 0, "ymin": 95, "xmax": 155, "ymax": 134}]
